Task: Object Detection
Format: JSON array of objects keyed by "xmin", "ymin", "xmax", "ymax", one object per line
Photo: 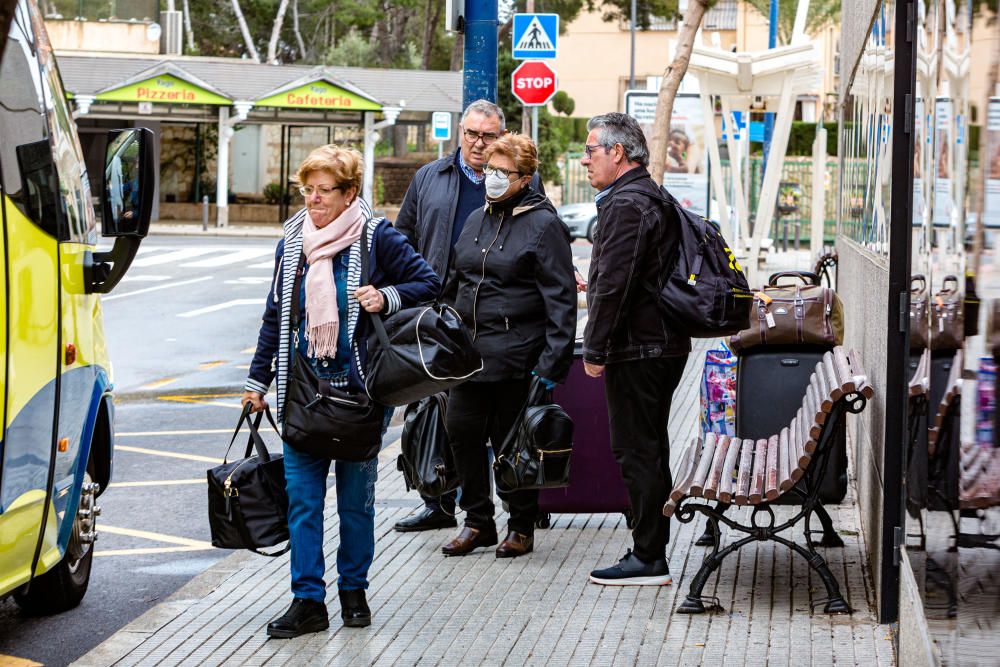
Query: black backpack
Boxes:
[{"xmin": 648, "ymin": 189, "xmax": 753, "ymax": 338}]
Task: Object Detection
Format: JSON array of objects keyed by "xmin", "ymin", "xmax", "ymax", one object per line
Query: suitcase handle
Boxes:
[
  {"xmin": 911, "ymin": 274, "xmax": 927, "ymax": 292},
  {"xmin": 768, "ymin": 271, "xmax": 820, "ymax": 287}
]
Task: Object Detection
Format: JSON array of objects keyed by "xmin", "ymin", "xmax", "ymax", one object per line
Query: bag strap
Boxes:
[
  {"xmin": 224, "ymin": 403, "xmax": 279, "ymax": 464},
  {"xmin": 360, "ymin": 223, "xmax": 393, "ymax": 351},
  {"xmin": 291, "ymin": 251, "xmax": 307, "ymax": 331}
]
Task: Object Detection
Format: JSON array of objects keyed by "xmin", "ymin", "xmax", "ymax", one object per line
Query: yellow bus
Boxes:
[{"xmin": 0, "ymin": 0, "xmax": 151, "ymax": 612}]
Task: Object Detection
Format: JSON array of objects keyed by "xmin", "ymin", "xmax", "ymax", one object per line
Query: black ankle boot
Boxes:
[
  {"xmin": 266, "ymin": 598, "xmax": 329, "ymax": 638},
  {"xmin": 339, "ymin": 589, "xmax": 371, "ymax": 628}
]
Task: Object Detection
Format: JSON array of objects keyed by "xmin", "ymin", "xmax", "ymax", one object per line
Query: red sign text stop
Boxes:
[{"xmin": 512, "ymin": 60, "xmax": 558, "ymax": 106}]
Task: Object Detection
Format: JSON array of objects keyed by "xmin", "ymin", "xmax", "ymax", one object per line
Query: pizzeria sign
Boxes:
[{"xmin": 96, "ymin": 74, "xmax": 231, "ymax": 105}]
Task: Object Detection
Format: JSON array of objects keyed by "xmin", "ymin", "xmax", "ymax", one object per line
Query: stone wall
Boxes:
[
  {"xmin": 835, "ymin": 237, "xmax": 891, "ymax": 614},
  {"xmin": 375, "ymin": 155, "xmax": 437, "ymax": 204}
]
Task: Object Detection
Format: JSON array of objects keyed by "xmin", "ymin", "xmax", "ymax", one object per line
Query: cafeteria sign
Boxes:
[
  {"xmin": 256, "ymin": 80, "xmax": 381, "ymax": 111},
  {"xmin": 96, "ymin": 74, "xmax": 230, "ymax": 105}
]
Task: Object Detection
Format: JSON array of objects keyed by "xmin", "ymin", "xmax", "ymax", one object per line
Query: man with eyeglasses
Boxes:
[
  {"xmin": 392, "ymin": 100, "xmax": 548, "ymax": 532},
  {"xmin": 580, "ymin": 112, "xmax": 690, "ymax": 586}
]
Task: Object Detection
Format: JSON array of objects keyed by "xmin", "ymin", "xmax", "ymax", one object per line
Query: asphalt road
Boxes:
[{"xmin": 0, "ymin": 232, "xmax": 593, "ymax": 666}]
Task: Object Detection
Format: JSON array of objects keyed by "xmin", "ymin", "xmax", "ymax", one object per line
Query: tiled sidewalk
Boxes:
[{"xmin": 75, "ymin": 341, "xmax": 895, "ymax": 666}]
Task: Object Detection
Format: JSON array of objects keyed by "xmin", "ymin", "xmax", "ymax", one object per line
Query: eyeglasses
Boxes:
[
  {"xmin": 583, "ymin": 144, "xmax": 608, "ymax": 159},
  {"xmin": 299, "ymin": 184, "xmax": 343, "ymax": 197},
  {"xmin": 483, "ymin": 164, "xmax": 520, "ymax": 179},
  {"xmin": 463, "ymin": 128, "xmax": 500, "ymax": 145}
]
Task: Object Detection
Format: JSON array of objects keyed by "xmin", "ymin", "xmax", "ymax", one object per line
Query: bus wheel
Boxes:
[{"xmin": 14, "ymin": 474, "xmax": 100, "ymax": 614}]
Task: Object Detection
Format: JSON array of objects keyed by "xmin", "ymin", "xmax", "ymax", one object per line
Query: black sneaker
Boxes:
[
  {"xmin": 589, "ymin": 550, "xmax": 672, "ymax": 586},
  {"xmin": 266, "ymin": 598, "xmax": 329, "ymax": 638}
]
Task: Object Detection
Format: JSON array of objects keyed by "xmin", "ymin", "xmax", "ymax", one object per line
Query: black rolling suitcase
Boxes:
[{"xmin": 735, "ymin": 345, "xmax": 849, "ymax": 503}]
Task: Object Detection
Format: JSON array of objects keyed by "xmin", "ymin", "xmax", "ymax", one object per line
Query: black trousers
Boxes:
[
  {"xmin": 605, "ymin": 355, "xmax": 689, "ymax": 563},
  {"xmin": 447, "ymin": 378, "xmax": 538, "ymax": 535}
]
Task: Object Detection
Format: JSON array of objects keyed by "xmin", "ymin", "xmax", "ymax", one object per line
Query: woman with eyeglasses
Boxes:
[
  {"xmin": 241, "ymin": 145, "xmax": 439, "ymax": 638},
  {"xmin": 441, "ymin": 133, "xmax": 577, "ymax": 559}
]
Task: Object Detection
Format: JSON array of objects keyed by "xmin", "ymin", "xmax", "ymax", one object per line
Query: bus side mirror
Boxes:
[
  {"xmin": 101, "ymin": 128, "xmax": 154, "ymax": 238},
  {"xmin": 87, "ymin": 128, "xmax": 155, "ymax": 293}
]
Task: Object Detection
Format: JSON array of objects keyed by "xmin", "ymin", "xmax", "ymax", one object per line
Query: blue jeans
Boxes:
[{"xmin": 283, "ymin": 409, "xmax": 392, "ymax": 601}]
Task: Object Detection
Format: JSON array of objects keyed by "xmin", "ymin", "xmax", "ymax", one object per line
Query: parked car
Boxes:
[{"xmin": 557, "ymin": 201, "xmax": 599, "ymax": 242}]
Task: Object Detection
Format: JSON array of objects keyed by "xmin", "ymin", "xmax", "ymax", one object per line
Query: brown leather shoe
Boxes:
[
  {"xmin": 441, "ymin": 526, "xmax": 498, "ymax": 556},
  {"xmin": 496, "ymin": 531, "xmax": 534, "ymax": 558}
]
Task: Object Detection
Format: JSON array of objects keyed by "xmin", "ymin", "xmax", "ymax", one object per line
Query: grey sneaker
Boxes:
[{"xmin": 589, "ymin": 550, "xmax": 672, "ymax": 586}]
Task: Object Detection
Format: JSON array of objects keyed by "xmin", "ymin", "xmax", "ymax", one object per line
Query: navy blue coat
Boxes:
[{"xmin": 245, "ymin": 211, "xmax": 440, "ymax": 420}]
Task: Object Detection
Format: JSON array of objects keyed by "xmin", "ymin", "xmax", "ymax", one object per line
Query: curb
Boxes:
[
  {"xmin": 148, "ymin": 225, "xmax": 283, "ymax": 239},
  {"xmin": 71, "ymin": 550, "xmax": 253, "ymax": 667}
]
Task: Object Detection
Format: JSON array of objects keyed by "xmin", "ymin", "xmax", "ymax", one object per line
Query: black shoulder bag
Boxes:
[
  {"xmin": 283, "ymin": 227, "xmax": 385, "ymax": 461},
  {"xmin": 493, "ymin": 378, "xmax": 574, "ymax": 493},
  {"xmin": 207, "ymin": 403, "xmax": 290, "ymax": 556},
  {"xmin": 397, "ymin": 392, "xmax": 460, "ymax": 497}
]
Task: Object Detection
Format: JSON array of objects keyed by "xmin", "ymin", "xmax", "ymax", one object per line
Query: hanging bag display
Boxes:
[
  {"xmin": 493, "ymin": 378, "xmax": 574, "ymax": 493},
  {"xmin": 282, "ymin": 226, "xmax": 384, "ymax": 461},
  {"xmin": 910, "ymin": 274, "xmax": 930, "ymax": 350},
  {"xmin": 930, "ymin": 274, "xmax": 964, "ymax": 351},
  {"xmin": 207, "ymin": 404, "xmax": 290, "ymax": 556},
  {"xmin": 397, "ymin": 393, "xmax": 460, "ymax": 498},
  {"xmin": 729, "ymin": 271, "xmax": 844, "ymax": 352}
]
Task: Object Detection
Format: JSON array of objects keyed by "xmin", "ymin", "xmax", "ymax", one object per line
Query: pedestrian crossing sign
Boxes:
[{"xmin": 512, "ymin": 13, "xmax": 558, "ymax": 60}]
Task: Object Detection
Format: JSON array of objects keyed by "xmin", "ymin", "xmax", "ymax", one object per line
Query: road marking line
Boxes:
[
  {"xmin": 118, "ymin": 428, "xmax": 234, "ymax": 436},
  {"xmin": 156, "ymin": 393, "xmax": 244, "ymax": 409},
  {"xmin": 140, "ymin": 377, "xmax": 178, "ymax": 390},
  {"xmin": 103, "ymin": 275, "xmax": 214, "ymax": 302},
  {"xmin": 131, "ymin": 247, "xmax": 217, "ymax": 267},
  {"xmin": 241, "ymin": 346, "xmax": 257, "ymax": 354},
  {"xmin": 95, "ymin": 546, "xmax": 214, "ymax": 557},
  {"xmin": 248, "ymin": 260, "xmax": 276, "ymax": 269},
  {"xmin": 99, "ymin": 524, "xmax": 212, "ymax": 548},
  {"xmin": 177, "ymin": 298, "xmax": 264, "ymax": 318},
  {"xmin": 109, "ymin": 479, "xmax": 205, "ymax": 488},
  {"xmin": 180, "ymin": 248, "xmax": 274, "ymax": 268},
  {"xmin": 234, "ymin": 364, "xmax": 250, "ymax": 370},
  {"xmin": 116, "ymin": 445, "xmax": 221, "ymax": 464},
  {"xmin": 122, "ymin": 274, "xmax": 172, "ymax": 282},
  {"xmin": 224, "ymin": 276, "xmax": 273, "ymax": 285},
  {"xmin": 0, "ymin": 656, "xmax": 44, "ymax": 666},
  {"xmin": 198, "ymin": 360, "xmax": 228, "ymax": 370}
]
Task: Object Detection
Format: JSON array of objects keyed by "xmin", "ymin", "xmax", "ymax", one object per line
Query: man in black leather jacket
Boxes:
[{"xmin": 581, "ymin": 112, "xmax": 691, "ymax": 586}]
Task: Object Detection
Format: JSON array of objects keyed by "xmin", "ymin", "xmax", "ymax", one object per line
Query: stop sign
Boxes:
[{"xmin": 512, "ymin": 60, "xmax": 558, "ymax": 106}]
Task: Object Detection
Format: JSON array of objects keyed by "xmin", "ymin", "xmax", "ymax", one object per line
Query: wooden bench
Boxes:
[{"xmin": 664, "ymin": 346, "xmax": 873, "ymax": 614}]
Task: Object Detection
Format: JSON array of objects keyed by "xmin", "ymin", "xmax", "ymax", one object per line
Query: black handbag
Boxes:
[
  {"xmin": 364, "ymin": 241, "xmax": 482, "ymax": 407},
  {"xmin": 282, "ymin": 227, "xmax": 384, "ymax": 461},
  {"xmin": 397, "ymin": 393, "xmax": 460, "ymax": 497},
  {"xmin": 207, "ymin": 404, "xmax": 290, "ymax": 556},
  {"xmin": 493, "ymin": 378, "xmax": 574, "ymax": 493}
]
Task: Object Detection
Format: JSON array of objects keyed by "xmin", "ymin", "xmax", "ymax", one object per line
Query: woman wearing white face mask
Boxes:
[{"xmin": 440, "ymin": 134, "xmax": 577, "ymax": 559}]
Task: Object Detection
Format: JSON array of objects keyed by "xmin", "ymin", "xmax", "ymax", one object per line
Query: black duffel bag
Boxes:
[
  {"xmin": 493, "ymin": 378, "xmax": 574, "ymax": 493},
  {"xmin": 284, "ymin": 350, "xmax": 384, "ymax": 461},
  {"xmin": 398, "ymin": 393, "xmax": 459, "ymax": 497},
  {"xmin": 363, "ymin": 231, "xmax": 482, "ymax": 407},
  {"xmin": 207, "ymin": 404, "xmax": 290, "ymax": 556}
]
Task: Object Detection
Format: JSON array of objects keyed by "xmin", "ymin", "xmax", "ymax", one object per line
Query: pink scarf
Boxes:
[{"xmin": 301, "ymin": 200, "xmax": 365, "ymax": 358}]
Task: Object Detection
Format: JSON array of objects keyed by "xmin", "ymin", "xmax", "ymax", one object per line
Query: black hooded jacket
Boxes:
[{"xmin": 445, "ymin": 186, "xmax": 576, "ymax": 383}]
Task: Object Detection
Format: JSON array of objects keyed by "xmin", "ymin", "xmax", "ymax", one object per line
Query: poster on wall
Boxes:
[
  {"xmin": 984, "ymin": 98, "xmax": 1000, "ymax": 228},
  {"xmin": 624, "ymin": 91, "xmax": 708, "ymax": 216},
  {"xmin": 932, "ymin": 97, "xmax": 954, "ymax": 227},
  {"xmin": 912, "ymin": 97, "xmax": 924, "ymax": 225}
]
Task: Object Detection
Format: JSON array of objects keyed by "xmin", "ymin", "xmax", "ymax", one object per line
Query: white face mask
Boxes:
[{"xmin": 485, "ymin": 172, "xmax": 511, "ymax": 199}]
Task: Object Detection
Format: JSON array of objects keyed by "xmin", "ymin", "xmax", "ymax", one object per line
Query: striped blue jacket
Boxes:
[{"xmin": 244, "ymin": 205, "xmax": 440, "ymax": 422}]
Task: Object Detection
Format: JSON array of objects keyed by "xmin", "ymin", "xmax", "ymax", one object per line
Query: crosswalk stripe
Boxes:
[
  {"xmin": 248, "ymin": 260, "xmax": 276, "ymax": 269},
  {"xmin": 131, "ymin": 247, "xmax": 218, "ymax": 267},
  {"xmin": 180, "ymin": 248, "xmax": 275, "ymax": 268}
]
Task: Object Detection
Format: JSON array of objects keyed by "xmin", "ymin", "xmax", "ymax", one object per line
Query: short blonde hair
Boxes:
[
  {"xmin": 483, "ymin": 134, "xmax": 538, "ymax": 177},
  {"xmin": 294, "ymin": 144, "xmax": 363, "ymax": 193}
]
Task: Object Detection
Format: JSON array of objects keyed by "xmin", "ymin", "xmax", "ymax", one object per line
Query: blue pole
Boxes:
[
  {"xmin": 762, "ymin": 0, "xmax": 778, "ymax": 175},
  {"xmin": 462, "ymin": 0, "xmax": 499, "ymax": 108}
]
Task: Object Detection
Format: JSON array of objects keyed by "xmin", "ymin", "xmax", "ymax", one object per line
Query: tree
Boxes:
[
  {"xmin": 744, "ymin": 0, "xmax": 841, "ymax": 44},
  {"xmin": 266, "ymin": 0, "xmax": 291, "ymax": 63},
  {"xmin": 648, "ymin": 0, "xmax": 710, "ymax": 185},
  {"xmin": 230, "ymin": 0, "xmax": 261, "ymax": 62}
]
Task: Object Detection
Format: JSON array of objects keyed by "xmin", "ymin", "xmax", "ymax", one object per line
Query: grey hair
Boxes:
[
  {"xmin": 462, "ymin": 99, "xmax": 506, "ymax": 131},
  {"xmin": 587, "ymin": 112, "xmax": 649, "ymax": 167}
]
